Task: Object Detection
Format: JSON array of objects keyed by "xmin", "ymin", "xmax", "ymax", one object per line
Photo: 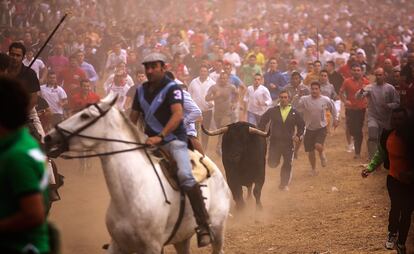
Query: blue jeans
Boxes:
[
  {"xmin": 162, "ymin": 140, "xmax": 196, "ymax": 190},
  {"xmin": 247, "ymin": 111, "xmax": 261, "ymax": 126}
]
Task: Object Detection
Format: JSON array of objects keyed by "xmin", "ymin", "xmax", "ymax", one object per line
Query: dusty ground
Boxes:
[{"xmin": 49, "ymin": 123, "xmax": 414, "ymax": 254}]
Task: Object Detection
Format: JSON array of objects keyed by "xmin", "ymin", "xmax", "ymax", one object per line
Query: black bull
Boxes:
[{"xmin": 203, "ymin": 122, "xmax": 268, "ymax": 210}]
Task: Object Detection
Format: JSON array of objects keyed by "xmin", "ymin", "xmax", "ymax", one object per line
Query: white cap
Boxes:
[{"xmin": 142, "ymin": 52, "xmax": 167, "ymax": 64}]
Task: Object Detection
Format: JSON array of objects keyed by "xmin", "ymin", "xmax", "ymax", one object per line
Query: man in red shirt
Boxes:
[
  {"xmin": 338, "ymin": 54, "xmax": 358, "ymax": 79},
  {"xmin": 375, "ymin": 44, "xmax": 399, "ymax": 69},
  {"xmin": 339, "ymin": 64, "xmax": 370, "ymax": 159},
  {"xmin": 58, "ymin": 54, "xmax": 87, "ymax": 100},
  {"xmin": 69, "ymin": 79, "xmax": 100, "ymax": 113},
  {"xmin": 47, "ymin": 44, "xmax": 68, "ymax": 74}
]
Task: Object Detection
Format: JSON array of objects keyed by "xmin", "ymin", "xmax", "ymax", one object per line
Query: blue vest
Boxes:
[{"xmin": 138, "ymin": 81, "xmax": 177, "ymax": 142}]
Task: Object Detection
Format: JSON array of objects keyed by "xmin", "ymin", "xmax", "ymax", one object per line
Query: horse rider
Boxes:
[{"xmin": 129, "ymin": 52, "xmax": 213, "ymax": 247}]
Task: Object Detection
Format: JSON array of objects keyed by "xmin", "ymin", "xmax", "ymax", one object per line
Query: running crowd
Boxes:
[{"xmin": 0, "ymin": 0, "xmax": 414, "ymax": 253}]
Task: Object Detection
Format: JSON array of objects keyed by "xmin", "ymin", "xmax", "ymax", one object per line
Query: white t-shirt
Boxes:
[
  {"xmin": 209, "ymin": 71, "xmax": 221, "ymax": 82},
  {"xmin": 244, "ymin": 85, "xmax": 272, "ymax": 116},
  {"xmin": 318, "ymin": 50, "xmax": 333, "ymax": 66},
  {"xmin": 106, "ymin": 83, "xmax": 131, "ymax": 111},
  {"xmin": 223, "ymin": 52, "xmax": 241, "ymax": 74},
  {"xmin": 105, "ymin": 49, "xmax": 127, "ymax": 71},
  {"xmin": 23, "ymin": 58, "xmax": 45, "ymax": 79},
  {"xmin": 331, "ymin": 51, "xmax": 350, "ymax": 66},
  {"xmin": 40, "ymin": 85, "xmax": 67, "ymax": 114},
  {"xmin": 188, "ymin": 76, "xmax": 216, "ymax": 112},
  {"xmin": 104, "ymin": 74, "xmax": 134, "ymax": 92}
]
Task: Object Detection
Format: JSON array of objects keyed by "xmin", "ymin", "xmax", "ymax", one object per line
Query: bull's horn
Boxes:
[
  {"xmin": 201, "ymin": 125, "xmax": 228, "ymax": 136},
  {"xmin": 248, "ymin": 126, "xmax": 270, "ymax": 137}
]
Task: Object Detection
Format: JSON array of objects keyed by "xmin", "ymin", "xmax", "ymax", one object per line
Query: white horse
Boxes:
[{"xmin": 44, "ymin": 94, "xmax": 231, "ymax": 254}]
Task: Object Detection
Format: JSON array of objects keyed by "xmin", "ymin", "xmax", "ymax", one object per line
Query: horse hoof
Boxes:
[{"xmin": 256, "ymin": 203, "xmax": 263, "ymax": 211}]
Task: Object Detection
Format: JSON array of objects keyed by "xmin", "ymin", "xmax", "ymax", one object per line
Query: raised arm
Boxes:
[
  {"xmin": 386, "ymin": 87, "xmax": 400, "ymax": 109},
  {"xmin": 258, "ymin": 108, "xmax": 272, "ymax": 131}
]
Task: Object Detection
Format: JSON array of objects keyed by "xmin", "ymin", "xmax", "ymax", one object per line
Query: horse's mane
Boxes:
[
  {"xmin": 118, "ymin": 109, "xmax": 147, "ymax": 144},
  {"xmin": 118, "ymin": 109, "xmax": 162, "ymax": 162}
]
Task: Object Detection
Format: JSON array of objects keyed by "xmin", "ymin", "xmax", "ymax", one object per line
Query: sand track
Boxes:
[{"xmin": 49, "ymin": 124, "xmax": 413, "ymax": 254}]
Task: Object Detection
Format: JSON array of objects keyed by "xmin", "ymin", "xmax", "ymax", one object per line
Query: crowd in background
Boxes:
[
  {"xmin": 0, "ymin": 0, "xmax": 413, "ymax": 109},
  {"xmin": 1, "ymin": 0, "xmax": 414, "ymax": 253}
]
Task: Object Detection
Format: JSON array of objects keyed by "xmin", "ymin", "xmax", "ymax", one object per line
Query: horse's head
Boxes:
[{"xmin": 44, "ymin": 93, "xmax": 118, "ymax": 158}]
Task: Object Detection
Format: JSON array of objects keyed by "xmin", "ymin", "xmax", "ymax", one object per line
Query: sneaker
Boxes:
[
  {"xmin": 293, "ymin": 151, "xmax": 299, "ymax": 159},
  {"xmin": 282, "ymin": 186, "xmax": 290, "ymax": 191},
  {"xmin": 320, "ymin": 152, "xmax": 327, "ymax": 167},
  {"xmin": 309, "ymin": 170, "xmax": 318, "ymax": 176},
  {"xmin": 396, "ymin": 243, "xmax": 406, "ymax": 254},
  {"xmin": 346, "ymin": 143, "xmax": 354, "ymax": 153},
  {"xmin": 385, "ymin": 232, "xmax": 397, "ymax": 250}
]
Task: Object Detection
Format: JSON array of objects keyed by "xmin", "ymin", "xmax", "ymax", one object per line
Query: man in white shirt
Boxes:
[
  {"xmin": 331, "ymin": 43, "xmax": 350, "ymax": 68},
  {"xmin": 105, "ymin": 42, "xmax": 127, "ymax": 74},
  {"xmin": 317, "ymin": 44, "xmax": 333, "ymax": 67},
  {"xmin": 105, "ymin": 70, "xmax": 131, "ymax": 111},
  {"xmin": 40, "ymin": 71, "xmax": 67, "ymax": 128},
  {"xmin": 223, "ymin": 43, "xmax": 241, "ymax": 74},
  {"xmin": 188, "ymin": 65, "xmax": 216, "ymax": 149},
  {"xmin": 209, "ymin": 59, "xmax": 223, "ymax": 82},
  {"xmin": 104, "ymin": 62, "xmax": 135, "ymax": 92},
  {"xmin": 244, "ymin": 73, "xmax": 272, "ymax": 125},
  {"xmin": 22, "ymin": 47, "xmax": 47, "ymax": 84}
]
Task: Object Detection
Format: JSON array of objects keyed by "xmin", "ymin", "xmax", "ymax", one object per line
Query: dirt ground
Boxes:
[{"xmin": 49, "ymin": 123, "xmax": 414, "ymax": 254}]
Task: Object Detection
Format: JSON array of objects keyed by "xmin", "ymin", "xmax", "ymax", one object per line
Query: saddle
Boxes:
[{"xmin": 156, "ymin": 148, "xmax": 216, "ymax": 191}]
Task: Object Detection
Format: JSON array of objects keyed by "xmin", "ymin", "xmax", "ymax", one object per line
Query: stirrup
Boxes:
[{"xmin": 195, "ymin": 226, "xmax": 214, "ymax": 247}]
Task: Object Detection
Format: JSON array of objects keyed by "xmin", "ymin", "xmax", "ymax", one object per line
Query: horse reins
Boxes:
[
  {"xmin": 54, "ymin": 103, "xmax": 148, "ymax": 158},
  {"xmin": 53, "ymin": 103, "xmax": 171, "ymax": 204}
]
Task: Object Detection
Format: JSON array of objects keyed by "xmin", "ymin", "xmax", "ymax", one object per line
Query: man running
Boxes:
[
  {"xmin": 356, "ymin": 68, "xmax": 400, "ymax": 160},
  {"xmin": 297, "ymin": 81, "xmax": 339, "ymax": 175},
  {"xmin": 259, "ymin": 90, "xmax": 305, "ymax": 190}
]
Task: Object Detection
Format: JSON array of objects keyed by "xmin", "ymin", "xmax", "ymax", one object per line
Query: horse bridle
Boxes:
[
  {"xmin": 52, "ymin": 103, "xmax": 148, "ymax": 159},
  {"xmin": 51, "ymin": 102, "xmax": 171, "ymax": 204}
]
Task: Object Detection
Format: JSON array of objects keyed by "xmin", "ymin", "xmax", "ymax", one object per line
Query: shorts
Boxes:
[{"xmin": 304, "ymin": 127, "xmax": 327, "ymax": 152}]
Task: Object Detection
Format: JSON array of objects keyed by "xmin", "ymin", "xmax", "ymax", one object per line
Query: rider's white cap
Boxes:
[{"xmin": 141, "ymin": 52, "xmax": 167, "ymax": 64}]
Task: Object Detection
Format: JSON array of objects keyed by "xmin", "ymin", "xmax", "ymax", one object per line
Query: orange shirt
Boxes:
[
  {"xmin": 340, "ymin": 77, "xmax": 370, "ymax": 110},
  {"xmin": 58, "ymin": 67, "xmax": 87, "ymax": 97},
  {"xmin": 69, "ymin": 92, "xmax": 100, "ymax": 113},
  {"xmin": 386, "ymin": 130, "xmax": 410, "ymax": 182}
]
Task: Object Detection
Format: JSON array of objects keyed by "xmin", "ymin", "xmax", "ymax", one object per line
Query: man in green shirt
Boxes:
[
  {"xmin": 0, "ymin": 77, "xmax": 50, "ymax": 254},
  {"xmin": 258, "ymin": 90, "xmax": 305, "ymax": 190},
  {"xmin": 240, "ymin": 54, "xmax": 262, "ymax": 86}
]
